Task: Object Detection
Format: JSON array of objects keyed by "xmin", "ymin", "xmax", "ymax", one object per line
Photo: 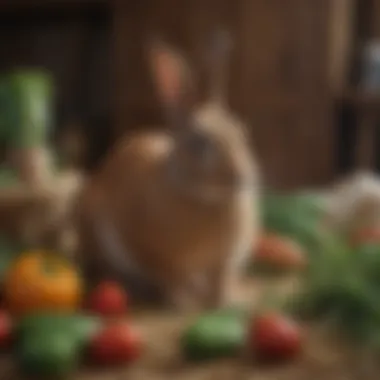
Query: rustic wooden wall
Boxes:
[
  {"xmin": 113, "ymin": 0, "xmax": 334, "ymax": 189},
  {"xmin": 0, "ymin": 0, "xmax": 334, "ymax": 189}
]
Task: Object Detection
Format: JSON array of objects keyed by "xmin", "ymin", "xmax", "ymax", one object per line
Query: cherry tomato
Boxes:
[
  {"xmin": 86, "ymin": 281, "xmax": 128, "ymax": 317},
  {"xmin": 89, "ymin": 322, "xmax": 142, "ymax": 365},
  {"xmin": 248, "ymin": 313, "xmax": 302, "ymax": 362},
  {"xmin": 0, "ymin": 310, "xmax": 12, "ymax": 349},
  {"xmin": 350, "ymin": 227, "xmax": 380, "ymax": 248},
  {"xmin": 255, "ymin": 234, "xmax": 306, "ymax": 271}
]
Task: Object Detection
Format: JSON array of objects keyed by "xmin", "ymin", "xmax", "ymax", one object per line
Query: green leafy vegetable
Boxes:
[
  {"xmin": 261, "ymin": 192, "xmax": 325, "ymax": 253},
  {"xmin": 288, "ymin": 229, "xmax": 380, "ymax": 350}
]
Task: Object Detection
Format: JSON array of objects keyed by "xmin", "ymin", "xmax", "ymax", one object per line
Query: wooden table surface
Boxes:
[{"xmin": 0, "ymin": 275, "xmax": 372, "ymax": 380}]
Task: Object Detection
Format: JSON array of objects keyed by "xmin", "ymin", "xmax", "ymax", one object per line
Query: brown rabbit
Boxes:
[{"xmin": 76, "ymin": 31, "xmax": 260, "ymax": 310}]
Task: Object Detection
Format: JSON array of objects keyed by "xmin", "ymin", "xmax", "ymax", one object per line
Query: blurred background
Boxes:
[{"xmin": 0, "ymin": 0, "xmax": 379, "ymax": 190}]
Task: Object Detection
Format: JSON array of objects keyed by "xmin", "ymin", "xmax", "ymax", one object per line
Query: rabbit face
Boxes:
[
  {"xmin": 167, "ymin": 103, "xmax": 256, "ymax": 201},
  {"xmin": 148, "ymin": 31, "xmax": 258, "ymax": 202}
]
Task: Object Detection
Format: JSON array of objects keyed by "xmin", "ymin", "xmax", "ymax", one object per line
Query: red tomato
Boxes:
[
  {"xmin": 89, "ymin": 322, "xmax": 142, "ymax": 365},
  {"xmin": 249, "ymin": 313, "xmax": 302, "ymax": 362},
  {"xmin": 0, "ymin": 310, "xmax": 12, "ymax": 349},
  {"xmin": 86, "ymin": 281, "xmax": 128, "ymax": 317},
  {"xmin": 255, "ymin": 234, "xmax": 306, "ymax": 270},
  {"xmin": 350, "ymin": 227, "xmax": 380, "ymax": 247}
]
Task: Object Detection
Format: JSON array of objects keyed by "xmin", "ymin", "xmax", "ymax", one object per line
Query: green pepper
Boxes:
[
  {"xmin": 181, "ymin": 309, "xmax": 247, "ymax": 361},
  {"xmin": 17, "ymin": 330, "xmax": 80, "ymax": 377}
]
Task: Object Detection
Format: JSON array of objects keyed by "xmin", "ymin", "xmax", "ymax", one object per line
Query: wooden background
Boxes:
[
  {"xmin": 0, "ymin": 0, "xmax": 370, "ymax": 189},
  {"xmin": 113, "ymin": 0, "xmax": 333, "ymax": 190}
]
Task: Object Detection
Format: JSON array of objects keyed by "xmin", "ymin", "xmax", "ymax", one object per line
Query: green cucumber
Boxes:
[
  {"xmin": 17, "ymin": 330, "xmax": 80, "ymax": 377},
  {"xmin": 181, "ymin": 310, "xmax": 247, "ymax": 361},
  {"xmin": 15, "ymin": 312, "xmax": 102, "ymax": 349}
]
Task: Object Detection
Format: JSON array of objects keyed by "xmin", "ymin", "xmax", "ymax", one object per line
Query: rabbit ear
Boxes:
[
  {"xmin": 205, "ymin": 29, "xmax": 233, "ymax": 107},
  {"xmin": 147, "ymin": 39, "xmax": 194, "ymax": 123}
]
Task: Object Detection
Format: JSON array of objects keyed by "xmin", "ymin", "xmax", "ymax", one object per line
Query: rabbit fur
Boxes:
[{"xmin": 75, "ymin": 31, "xmax": 261, "ymax": 311}]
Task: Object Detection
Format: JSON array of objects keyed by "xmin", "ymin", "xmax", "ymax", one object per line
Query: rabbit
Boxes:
[{"xmin": 75, "ymin": 30, "xmax": 261, "ymax": 311}]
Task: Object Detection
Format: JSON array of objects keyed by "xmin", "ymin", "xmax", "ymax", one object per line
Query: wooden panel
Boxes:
[
  {"xmin": 112, "ymin": 0, "xmax": 150, "ymax": 131},
  {"xmin": 234, "ymin": 0, "xmax": 333, "ymax": 189},
  {"xmin": 328, "ymin": 0, "xmax": 355, "ymax": 93}
]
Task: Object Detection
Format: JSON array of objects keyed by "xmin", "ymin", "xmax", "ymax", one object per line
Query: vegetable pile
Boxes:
[
  {"xmin": 181, "ymin": 307, "xmax": 303, "ymax": 364},
  {"xmin": 247, "ymin": 192, "xmax": 323, "ymax": 275},
  {"xmin": 287, "ymin": 229, "xmax": 380, "ymax": 349},
  {"xmin": 0, "ymin": 226, "xmax": 308, "ymax": 377},
  {"xmin": 0, "ymin": 188, "xmax": 379, "ymax": 376},
  {"xmin": 178, "ymin": 192, "xmax": 323, "ymax": 365},
  {"xmin": 260, "ymin": 190, "xmax": 380, "ymax": 358},
  {"xmin": 0, "ymin": 240, "xmax": 142, "ymax": 377}
]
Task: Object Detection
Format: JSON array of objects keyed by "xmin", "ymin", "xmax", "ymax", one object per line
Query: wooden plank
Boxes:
[
  {"xmin": 112, "ymin": 0, "xmax": 147, "ymax": 133},
  {"xmin": 235, "ymin": 0, "xmax": 333, "ymax": 189},
  {"xmin": 295, "ymin": 0, "xmax": 334, "ymax": 187},
  {"xmin": 328, "ymin": 0, "xmax": 355, "ymax": 93}
]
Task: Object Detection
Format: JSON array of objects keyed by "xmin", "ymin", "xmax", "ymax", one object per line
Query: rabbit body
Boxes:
[{"xmin": 76, "ymin": 33, "xmax": 260, "ymax": 310}]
